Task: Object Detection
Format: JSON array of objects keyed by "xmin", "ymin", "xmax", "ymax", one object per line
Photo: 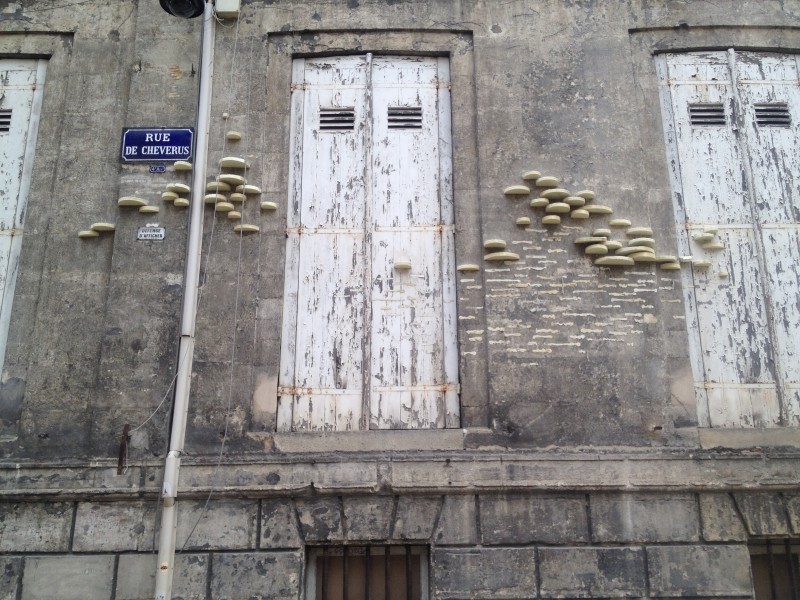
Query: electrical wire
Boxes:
[{"xmin": 178, "ymin": 5, "xmax": 247, "ymax": 551}]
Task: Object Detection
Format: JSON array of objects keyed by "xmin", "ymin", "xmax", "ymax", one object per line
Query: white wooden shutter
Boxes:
[
  {"xmin": 0, "ymin": 59, "xmax": 46, "ymax": 376},
  {"xmin": 662, "ymin": 51, "xmax": 800, "ymax": 427},
  {"xmin": 278, "ymin": 55, "xmax": 458, "ymax": 432},
  {"xmin": 279, "ymin": 56, "xmax": 370, "ymax": 431},
  {"xmin": 368, "ymin": 56, "xmax": 456, "ymax": 429},
  {"xmin": 734, "ymin": 52, "xmax": 800, "ymax": 426}
]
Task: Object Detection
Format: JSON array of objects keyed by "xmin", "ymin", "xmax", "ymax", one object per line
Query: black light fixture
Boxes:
[{"xmin": 159, "ymin": 0, "xmax": 205, "ymax": 18}]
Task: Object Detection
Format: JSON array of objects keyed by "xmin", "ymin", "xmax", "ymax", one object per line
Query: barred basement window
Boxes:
[
  {"xmin": 750, "ymin": 539, "xmax": 800, "ymax": 600},
  {"xmin": 306, "ymin": 545, "xmax": 428, "ymax": 600}
]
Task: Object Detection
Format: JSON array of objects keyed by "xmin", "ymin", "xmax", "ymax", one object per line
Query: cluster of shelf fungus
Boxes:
[
  {"xmin": 81, "ymin": 129, "xmax": 275, "ymax": 238},
  {"xmin": 456, "ymin": 170, "xmax": 725, "ymax": 272}
]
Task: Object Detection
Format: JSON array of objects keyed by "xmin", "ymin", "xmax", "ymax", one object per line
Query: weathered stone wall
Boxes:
[
  {"xmin": 4, "ymin": 490, "xmax": 797, "ymax": 599},
  {"xmin": 1, "ymin": 1, "xmax": 799, "ymax": 596},
  {"xmin": 2, "ymin": 0, "xmax": 799, "ymax": 462},
  {"xmin": 1, "ymin": 0, "xmax": 199, "ymax": 460}
]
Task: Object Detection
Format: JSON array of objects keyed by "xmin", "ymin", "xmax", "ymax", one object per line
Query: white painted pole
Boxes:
[{"xmin": 154, "ymin": 2, "xmax": 215, "ymax": 598}]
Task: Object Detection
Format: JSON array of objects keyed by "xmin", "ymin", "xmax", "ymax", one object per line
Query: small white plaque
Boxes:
[{"xmin": 137, "ymin": 226, "xmax": 166, "ymax": 241}]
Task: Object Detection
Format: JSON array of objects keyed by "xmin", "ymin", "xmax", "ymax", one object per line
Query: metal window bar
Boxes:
[
  {"xmin": 754, "ymin": 103, "xmax": 791, "ymax": 127},
  {"xmin": 385, "ymin": 546, "xmax": 391, "ymax": 600},
  {"xmin": 322, "ymin": 547, "xmax": 329, "ymax": 600},
  {"xmin": 405, "ymin": 545, "xmax": 412, "ymax": 600},
  {"xmin": 312, "ymin": 545, "xmax": 425, "ymax": 600},
  {"xmin": 387, "ymin": 106, "xmax": 423, "ymax": 129},
  {"xmin": 788, "ymin": 539, "xmax": 800, "ymax": 600},
  {"xmin": 688, "ymin": 103, "xmax": 726, "ymax": 126},
  {"xmin": 343, "ymin": 546, "xmax": 349, "ymax": 600},
  {"xmin": 751, "ymin": 539, "xmax": 800, "ymax": 600},
  {"xmin": 0, "ymin": 109, "xmax": 11, "ymax": 133},
  {"xmin": 320, "ymin": 107, "xmax": 356, "ymax": 131}
]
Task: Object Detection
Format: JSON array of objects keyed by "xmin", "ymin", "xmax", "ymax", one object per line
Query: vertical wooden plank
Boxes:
[
  {"xmin": 760, "ymin": 228, "xmax": 800, "ymax": 425},
  {"xmin": 369, "ymin": 57, "xmax": 446, "ymax": 429},
  {"xmin": 285, "ymin": 56, "xmax": 369, "ymax": 431},
  {"xmin": 361, "ymin": 52, "xmax": 375, "ymax": 431},
  {"xmin": 277, "ymin": 58, "xmax": 307, "ymax": 431},
  {"xmin": 691, "ymin": 230, "xmax": 774, "ymax": 383},
  {"xmin": 0, "ymin": 59, "xmax": 42, "ymax": 376},
  {"xmin": 656, "ymin": 54, "xmax": 712, "ymax": 427},
  {"xmin": 437, "ymin": 57, "xmax": 460, "ymax": 428},
  {"xmin": 735, "ymin": 52, "xmax": 800, "ymax": 426}
]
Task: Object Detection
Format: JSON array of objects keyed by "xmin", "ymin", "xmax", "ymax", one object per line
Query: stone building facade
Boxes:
[{"xmin": 0, "ymin": 0, "xmax": 799, "ymax": 598}]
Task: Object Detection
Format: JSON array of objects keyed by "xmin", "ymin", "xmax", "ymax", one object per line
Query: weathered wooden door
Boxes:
[
  {"xmin": 0, "ymin": 59, "xmax": 46, "ymax": 375},
  {"xmin": 660, "ymin": 50, "xmax": 800, "ymax": 427},
  {"xmin": 278, "ymin": 55, "xmax": 458, "ymax": 431}
]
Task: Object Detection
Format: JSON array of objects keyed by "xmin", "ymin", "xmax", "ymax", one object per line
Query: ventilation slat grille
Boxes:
[
  {"xmin": 388, "ymin": 106, "xmax": 423, "ymax": 129},
  {"xmin": 689, "ymin": 103, "xmax": 726, "ymax": 126},
  {"xmin": 0, "ymin": 110, "xmax": 11, "ymax": 133},
  {"xmin": 319, "ymin": 108, "xmax": 355, "ymax": 131},
  {"xmin": 755, "ymin": 103, "xmax": 791, "ymax": 127}
]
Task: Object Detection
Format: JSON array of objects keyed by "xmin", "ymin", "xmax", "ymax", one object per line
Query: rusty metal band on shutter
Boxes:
[
  {"xmin": 373, "ymin": 224, "xmax": 454, "ymax": 233},
  {"xmin": 285, "ymin": 224, "xmax": 455, "ymax": 236},
  {"xmin": 279, "ymin": 384, "xmax": 459, "ymax": 395},
  {"xmin": 285, "ymin": 227, "xmax": 365, "ymax": 235}
]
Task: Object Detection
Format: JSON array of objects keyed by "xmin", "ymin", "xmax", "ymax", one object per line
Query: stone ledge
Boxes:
[
  {"xmin": 0, "ymin": 451, "xmax": 797, "ymax": 499},
  {"xmin": 266, "ymin": 429, "xmax": 470, "ymax": 453}
]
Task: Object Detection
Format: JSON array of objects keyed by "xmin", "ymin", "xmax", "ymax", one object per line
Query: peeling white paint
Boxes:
[
  {"xmin": 279, "ymin": 56, "xmax": 458, "ymax": 431},
  {"xmin": 661, "ymin": 50, "xmax": 800, "ymax": 427}
]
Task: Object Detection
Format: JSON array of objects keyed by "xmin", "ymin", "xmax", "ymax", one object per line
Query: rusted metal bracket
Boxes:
[
  {"xmin": 116, "ymin": 424, "xmax": 131, "ymax": 475},
  {"xmin": 290, "ymin": 82, "xmax": 308, "ymax": 93}
]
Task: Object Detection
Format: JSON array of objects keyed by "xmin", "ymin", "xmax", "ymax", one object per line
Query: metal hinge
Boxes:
[
  {"xmin": 290, "ymin": 82, "xmax": 308, "ymax": 93},
  {"xmin": 435, "ymin": 80, "xmax": 451, "ymax": 90}
]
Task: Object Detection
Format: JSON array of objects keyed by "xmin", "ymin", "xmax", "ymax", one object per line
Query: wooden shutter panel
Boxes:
[
  {"xmin": 279, "ymin": 56, "xmax": 369, "ymax": 431},
  {"xmin": 369, "ymin": 56, "xmax": 454, "ymax": 429},
  {"xmin": 665, "ymin": 51, "xmax": 779, "ymax": 427},
  {"xmin": 278, "ymin": 55, "xmax": 459, "ymax": 432},
  {"xmin": 735, "ymin": 53, "xmax": 800, "ymax": 425},
  {"xmin": 663, "ymin": 51, "xmax": 800, "ymax": 427},
  {"xmin": 0, "ymin": 59, "xmax": 46, "ymax": 375}
]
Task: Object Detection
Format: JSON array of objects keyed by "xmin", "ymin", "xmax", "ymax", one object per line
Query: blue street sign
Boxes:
[{"xmin": 120, "ymin": 127, "xmax": 194, "ymax": 162}]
